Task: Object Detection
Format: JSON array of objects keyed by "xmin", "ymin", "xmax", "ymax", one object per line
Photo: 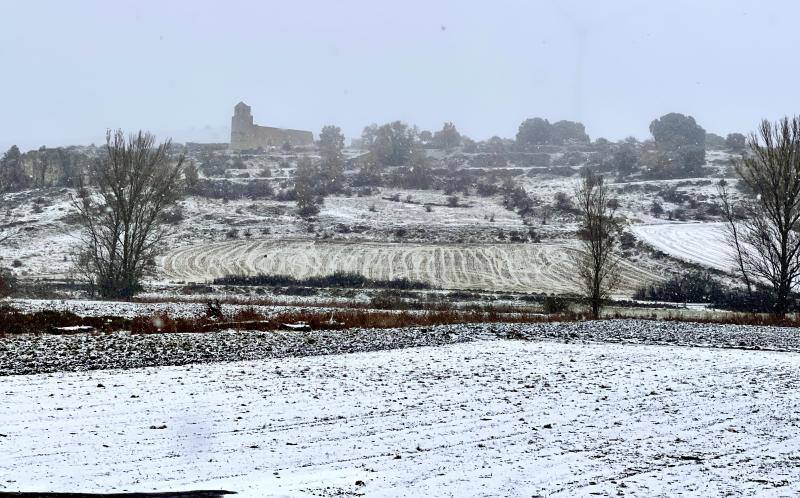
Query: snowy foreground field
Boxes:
[{"xmin": 2, "ymin": 339, "xmax": 799, "ymax": 497}]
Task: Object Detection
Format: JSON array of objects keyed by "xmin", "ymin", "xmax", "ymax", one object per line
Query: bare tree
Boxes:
[
  {"xmin": 573, "ymin": 170, "xmax": 621, "ymax": 318},
  {"xmin": 73, "ymin": 130, "xmax": 184, "ymax": 298},
  {"xmin": 721, "ymin": 117, "xmax": 800, "ymax": 316},
  {"xmin": 716, "ymin": 179, "xmax": 752, "ymax": 296}
]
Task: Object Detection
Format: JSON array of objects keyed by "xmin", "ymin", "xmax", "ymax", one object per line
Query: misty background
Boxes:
[{"xmin": 0, "ymin": 0, "xmax": 797, "ymax": 151}]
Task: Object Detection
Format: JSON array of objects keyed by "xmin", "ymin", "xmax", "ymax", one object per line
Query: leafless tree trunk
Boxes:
[
  {"xmin": 72, "ymin": 130, "xmax": 184, "ymax": 299},
  {"xmin": 717, "ymin": 180, "xmax": 752, "ymax": 295},
  {"xmin": 573, "ymin": 171, "xmax": 621, "ymax": 318},
  {"xmin": 723, "ymin": 117, "xmax": 800, "ymax": 317}
]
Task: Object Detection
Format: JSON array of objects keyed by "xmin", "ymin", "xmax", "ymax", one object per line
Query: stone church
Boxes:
[{"xmin": 230, "ymin": 102, "xmax": 313, "ymax": 150}]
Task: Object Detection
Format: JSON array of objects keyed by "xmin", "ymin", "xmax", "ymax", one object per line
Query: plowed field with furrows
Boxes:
[{"xmin": 159, "ymin": 240, "xmax": 661, "ymax": 294}]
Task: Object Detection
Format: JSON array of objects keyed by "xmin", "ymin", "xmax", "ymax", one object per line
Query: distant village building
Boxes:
[{"xmin": 230, "ymin": 102, "xmax": 313, "ymax": 151}]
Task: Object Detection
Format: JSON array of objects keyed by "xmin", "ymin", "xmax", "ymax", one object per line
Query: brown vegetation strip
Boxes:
[
  {"xmin": 1, "ymin": 305, "xmax": 800, "ymax": 336},
  {"xmin": 0, "ymin": 306, "xmax": 575, "ymax": 335}
]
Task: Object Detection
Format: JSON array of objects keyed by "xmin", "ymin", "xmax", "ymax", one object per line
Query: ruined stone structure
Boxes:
[{"xmin": 230, "ymin": 102, "xmax": 313, "ymax": 150}]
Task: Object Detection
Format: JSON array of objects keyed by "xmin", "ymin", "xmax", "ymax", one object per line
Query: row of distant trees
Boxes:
[
  {"xmin": 0, "ymin": 112, "xmax": 744, "ymax": 196},
  {"xmin": 343, "ymin": 112, "xmax": 746, "ymax": 187},
  {"xmin": 0, "ymin": 145, "xmax": 92, "ymax": 192},
  {"xmin": 368, "ymin": 113, "xmax": 744, "ymax": 153},
  {"xmin": 286, "ymin": 112, "xmax": 747, "ymax": 218}
]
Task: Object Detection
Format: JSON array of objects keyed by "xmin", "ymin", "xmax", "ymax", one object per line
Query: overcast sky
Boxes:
[{"xmin": 1, "ymin": 0, "xmax": 798, "ymax": 151}]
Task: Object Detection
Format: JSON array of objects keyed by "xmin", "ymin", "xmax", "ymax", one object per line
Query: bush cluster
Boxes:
[
  {"xmin": 634, "ymin": 272, "xmax": 784, "ymax": 313},
  {"xmin": 213, "ymin": 271, "xmax": 432, "ymax": 290}
]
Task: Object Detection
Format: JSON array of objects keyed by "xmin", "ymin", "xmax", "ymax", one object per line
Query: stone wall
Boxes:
[{"xmin": 230, "ymin": 102, "xmax": 313, "ymax": 150}]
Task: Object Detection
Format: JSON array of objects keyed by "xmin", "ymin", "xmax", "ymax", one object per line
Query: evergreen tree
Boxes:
[
  {"xmin": 0, "ymin": 145, "xmax": 28, "ymax": 192},
  {"xmin": 318, "ymin": 125, "xmax": 345, "ymax": 193}
]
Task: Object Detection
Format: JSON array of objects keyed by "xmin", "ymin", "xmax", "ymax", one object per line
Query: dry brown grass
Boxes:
[
  {"xmin": 3, "ymin": 301, "xmax": 800, "ymax": 336},
  {"xmin": 127, "ymin": 308, "xmax": 581, "ymax": 334}
]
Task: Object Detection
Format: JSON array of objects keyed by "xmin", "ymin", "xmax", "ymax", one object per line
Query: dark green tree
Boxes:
[
  {"xmin": 705, "ymin": 132, "xmax": 727, "ymax": 150},
  {"xmin": 294, "ymin": 156, "xmax": 321, "ymax": 217},
  {"xmin": 0, "ymin": 145, "xmax": 28, "ymax": 192},
  {"xmin": 432, "ymin": 122, "xmax": 461, "ymax": 149},
  {"xmin": 551, "ymin": 120, "xmax": 589, "ymax": 144},
  {"xmin": 611, "ymin": 144, "xmax": 639, "ymax": 177},
  {"xmin": 360, "ymin": 123, "xmax": 379, "ymax": 149},
  {"xmin": 318, "ymin": 125, "xmax": 345, "ymax": 193},
  {"xmin": 400, "ymin": 148, "xmax": 433, "ymax": 189},
  {"xmin": 649, "ymin": 112, "xmax": 706, "ymax": 177},
  {"xmin": 725, "ymin": 132, "xmax": 746, "ymax": 152},
  {"xmin": 184, "ymin": 161, "xmax": 200, "ymax": 192},
  {"xmin": 370, "ymin": 121, "xmax": 418, "ymax": 167},
  {"xmin": 516, "ymin": 117, "xmax": 552, "ymax": 148}
]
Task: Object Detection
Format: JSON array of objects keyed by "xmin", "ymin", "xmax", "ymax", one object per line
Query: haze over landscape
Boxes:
[
  {"xmin": 4, "ymin": 1, "xmax": 800, "ymax": 496},
  {"xmin": 2, "ymin": 0, "xmax": 799, "ymax": 150}
]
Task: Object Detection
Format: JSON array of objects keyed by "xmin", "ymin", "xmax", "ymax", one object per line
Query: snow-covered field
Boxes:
[
  {"xmin": 632, "ymin": 222, "xmax": 733, "ymax": 272},
  {"xmin": 1, "ymin": 340, "xmax": 798, "ymax": 496},
  {"xmin": 160, "ymin": 239, "xmax": 661, "ymax": 294},
  {"xmin": 320, "ymin": 189, "xmax": 523, "ymax": 229}
]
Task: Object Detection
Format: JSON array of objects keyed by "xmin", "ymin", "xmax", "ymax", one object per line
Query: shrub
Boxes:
[
  {"xmin": 370, "ymin": 290, "xmax": 408, "ymax": 310},
  {"xmin": 542, "ymin": 295, "xmax": 570, "ymax": 314},
  {"xmin": 619, "ymin": 231, "xmax": 636, "ymax": 250},
  {"xmin": 298, "ymin": 204, "xmax": 320, "ymax": 218},
  {"xmin": 193, "ymin": 179, "xmax": 274, "ymax": 200},
  {"xmin": 633, "ymin": 272, "xmax": 780, "ymax": 313},
  {"xmin": 159, "ymin": 206, "xmax": 184, "ymax": 225},
  {"xmin": 476, "ymin": 181, "xmax": 499, "ymax": 197},
  {"xmin": 181, "ymin": 284, "xmax": 213, "ymax": 295},
  {"xmin": 650, "ymin": 200, "xmax": 664, "ymax": 218},
  {"xmin": 0, "ymin": 268, "xmax": 17, "ymax": 298},
  {"xmin": 553, "ymin": 191, "xmax": 575, "ymax": 212},
  {"xmin": 212, "ymin": 271, "xmax": 432, "ymax": 290}
]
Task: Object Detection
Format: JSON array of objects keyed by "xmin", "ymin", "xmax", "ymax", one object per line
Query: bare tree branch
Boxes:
[{"xmin": 726, "ymin": 116, "xmax": 800, "ymax": 316}]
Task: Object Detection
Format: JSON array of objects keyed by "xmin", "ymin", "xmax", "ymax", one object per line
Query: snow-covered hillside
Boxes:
[{"xmin": 0, "ymin": 147, "xmax": 741, "ymax": 297}]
